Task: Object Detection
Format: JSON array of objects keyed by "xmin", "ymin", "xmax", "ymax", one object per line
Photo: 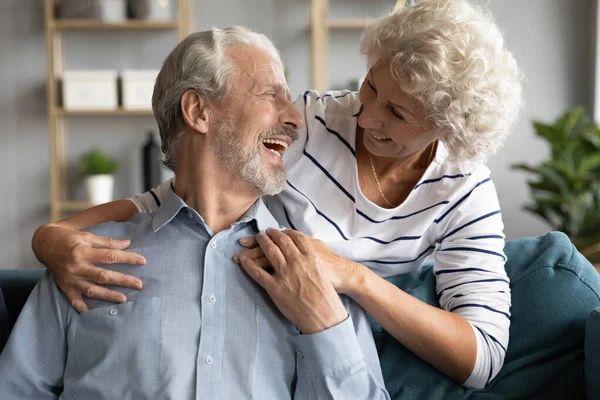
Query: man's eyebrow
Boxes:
[{"xmin": 258, "ymin": 81, "xmax": 292, "ymax": 100}]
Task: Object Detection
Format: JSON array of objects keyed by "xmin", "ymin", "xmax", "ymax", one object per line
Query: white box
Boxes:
[
  {"xmin": 121, "ymin": 69, "xmax": 160, "ymax": 111},
  {"xmin": 63, "ymin": 70, "xmax": 118, "ymax": 110}
]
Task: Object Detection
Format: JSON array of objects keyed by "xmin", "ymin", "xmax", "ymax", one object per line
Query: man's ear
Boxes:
[{"xmin": 181, "ymin": 89, "xmax": 211, "ymax": 134}]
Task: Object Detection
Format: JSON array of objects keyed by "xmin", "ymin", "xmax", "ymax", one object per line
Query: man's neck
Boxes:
[{"xmin": 173, "ymin": 134, "xmax": 260, "ymax": 234}]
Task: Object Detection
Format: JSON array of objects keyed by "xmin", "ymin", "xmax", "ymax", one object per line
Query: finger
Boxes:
[
  {"xmin": 255, "ymin": 232, "xmax": 287, "ymax": 269},
  {"xmin": 239, "ymin": 255, "xmax": 274, "ymax": 289},
  {"xmin": 83, "ymin": 265, "xmax": 143, "ymax": 289},
  {"xmin": 61, "ymin": 285, "xmax": 89, "ymax": 313},
  {"xmin": 77, "ymin": 282, "xmax": 127, "ymax": 304},
  {"xmin": 233, "ymin": 247, "xmax": 265, "ymax": 264},
  {"xmin": 86, "ymin": 247, "xmax": 146, "ymax": 266},
  {"xmin": 282, "ymin": 230, "xmax": 313, "ymax": 255},
  {"xmin": 239, "ymin": 236, "xmax": 258, "ymax": 248},
  {"xmin": 84, "ymin": 234, "xmax": 133, "ymax": 250},
  {"xmin": 264, "ymin": 228, "xmax": 302, "ymax": 260}
]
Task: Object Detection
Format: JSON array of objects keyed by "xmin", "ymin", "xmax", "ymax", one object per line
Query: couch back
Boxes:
[{"xmin": 1, "ymin": 232, "xmax": 599, "ymax": 399}]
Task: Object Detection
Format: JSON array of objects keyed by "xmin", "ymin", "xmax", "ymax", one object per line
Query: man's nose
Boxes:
[{"xmin": 280, "ymin": 99, "xmax": 305, "ymax": 130}]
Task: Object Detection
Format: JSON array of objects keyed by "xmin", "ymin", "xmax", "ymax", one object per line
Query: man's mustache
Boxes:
[{"xmin": 259, "ymin": 125, "xmax": 300, "ymax": 142}]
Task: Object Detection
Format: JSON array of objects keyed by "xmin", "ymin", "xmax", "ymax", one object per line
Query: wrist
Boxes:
[{"xmin": 341, "ymin": 260, "xmax": 367, "ymax": 297}]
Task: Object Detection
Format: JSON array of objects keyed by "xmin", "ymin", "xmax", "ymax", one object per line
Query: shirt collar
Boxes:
[{"xmin": 152, "ymin": 188, "xmax": 280, "ymax": 233}]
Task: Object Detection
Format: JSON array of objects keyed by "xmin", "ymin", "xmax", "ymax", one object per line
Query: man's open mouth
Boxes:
[{"xmin": 262, "ymin": 139, "xmax": 288, "ymax": 158}]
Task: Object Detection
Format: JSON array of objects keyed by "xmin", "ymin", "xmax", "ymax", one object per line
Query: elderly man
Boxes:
[{"xmin": 0, "ymin": 27, "xmax": 389, "ymax": 399}]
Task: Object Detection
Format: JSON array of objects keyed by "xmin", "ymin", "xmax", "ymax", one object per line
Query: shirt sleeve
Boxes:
[
  {"xmin": 127, "ymin": 179, "xmax": 173, "ymax": 213},
  {"xmin": 293, "ymin": 296, "xmax": 390, "ymax": 399},
  {"xmin": 433, "ymin": 174, "xmax": 511, "ymax": 389},
  {"xmin": 0, "ymin": 272, "xmax": 69, "ymax": 399}
]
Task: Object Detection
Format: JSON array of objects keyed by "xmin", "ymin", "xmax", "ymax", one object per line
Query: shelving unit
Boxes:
[
  {"xmin": 43, "ymin": 0, "xmax": 193, "ymax": 221},
  {"xmin": 310, "ymin": 0, "xmax": 405, "ymax": 91}
]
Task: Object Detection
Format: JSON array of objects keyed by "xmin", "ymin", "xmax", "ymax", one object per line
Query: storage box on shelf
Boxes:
[
  {"xmin": 44, "ymin": 0, "xmax": 193, "ymax": 220},
  {"xmin": 121, "ymin": 69, "xmax": 160, "ymax": 110},
  {"xmin": 63, "ymin": 70, "xmax": 118, "ymax": 111}
]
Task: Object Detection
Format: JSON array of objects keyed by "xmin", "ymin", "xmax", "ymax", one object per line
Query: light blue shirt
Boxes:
[{"xmin": 0, "ymin": 189, "xmax": 389, "ymax": 399}]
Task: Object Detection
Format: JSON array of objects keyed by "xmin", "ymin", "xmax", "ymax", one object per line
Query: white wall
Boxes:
[{"xmin": 0, "ymin": 0, "xmax": 594, "ymax": 268}]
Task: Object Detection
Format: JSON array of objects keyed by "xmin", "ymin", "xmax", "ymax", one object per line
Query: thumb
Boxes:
[{"xmin": 86, "ymin": 234, "xmax": 131, "ymax": 250}]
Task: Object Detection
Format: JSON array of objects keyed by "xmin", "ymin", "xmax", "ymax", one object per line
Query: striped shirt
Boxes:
[{"xmin": 131, "ymin": 91, "xmax": 511, "ymax": 389}]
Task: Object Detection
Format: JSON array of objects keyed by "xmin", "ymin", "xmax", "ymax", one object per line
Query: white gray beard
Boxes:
[{"xmin": 211, "ymin": 115, "xmax": 286, "ymax": 196}]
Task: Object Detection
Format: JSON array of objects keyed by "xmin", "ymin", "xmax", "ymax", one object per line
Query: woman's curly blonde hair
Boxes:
[{"xmin": 360, "ymin": 0, "xmax": 524, "ymax": 163}]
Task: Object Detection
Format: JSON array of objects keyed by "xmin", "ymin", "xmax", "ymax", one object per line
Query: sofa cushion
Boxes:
[
  {"xmin": 0, "ymin": 285, "xmax": 8, "ymax": 350},
  {"xmin": 0, "ymin": 269, "xmax": 45, "ymax": 336},
  {"xmin": 370, "ymin": 232, "xmax": 600, "ymax": 400},
  {"xmin": 585, "ymin": 308, "xmax": 600, "ymax": 398}
]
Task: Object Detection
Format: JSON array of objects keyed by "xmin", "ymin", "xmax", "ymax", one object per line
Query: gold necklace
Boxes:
[{"xmin": 368, "ymin": 141, "xmax": 437, "ymax": 208}]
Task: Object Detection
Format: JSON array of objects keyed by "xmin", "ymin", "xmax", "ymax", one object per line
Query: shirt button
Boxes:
[
  {"xmin": 209, "ymin": 295, "xmax": 216, "ymax": 303},
  {"xmin": 205, "ymin": 355, "xmax": 214, "ymax": 365},
  {"xmin": 210, "ymin": 241, "xmax": 217, "ymax": 249},
  {"xmin": 297, "ymin": 351, "xmax": 304, "ymax": 359},
  {"xmin": 109, "ymin": 308, "xmax": 118, "ymax": 316},
  {"xmin": 187, "ymin": 211, "xmax": 193, "ymax": 219}
]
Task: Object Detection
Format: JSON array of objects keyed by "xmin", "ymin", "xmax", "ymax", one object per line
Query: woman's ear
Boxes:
[{"xmin": 181, "ymin": 89, "xmax": 211, "ymax": 134}]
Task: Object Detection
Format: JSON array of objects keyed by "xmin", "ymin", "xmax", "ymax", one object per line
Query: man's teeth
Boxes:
[
  {"xmin": 267, "ymin": 148, "xmax": 282, "ymax": 158},
  {"xmin": 262, "ymin": 139, "xmax": 288, "ymax": 150}
]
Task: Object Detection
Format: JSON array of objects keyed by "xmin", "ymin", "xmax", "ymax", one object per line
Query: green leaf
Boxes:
[
  {"xmin": 79, "ymin": 147, "xmax": 119, "ymax": 176},
  {"xmin": 554, "ymin": 106, "xmax": 585, "ymax": 136}
]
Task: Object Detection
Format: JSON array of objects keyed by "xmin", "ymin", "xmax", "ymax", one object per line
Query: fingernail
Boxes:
[
  {"xmin": 137, "ymin": 257, "xmax": 147, "ymax": 265},
  {"xmin": 133, "ymin": 280, "xmax": 143, "ymax": 289},
  {"xmin": 233, "ymin": 254, "xmax": 240, "ymax": 263},
  {"xmin": 119, "ymin": 296, "xmax": 127, "ymax": 303},
  {"xmin": 239, "ymin": 238, "xmax": 250, "ymax": 245}
]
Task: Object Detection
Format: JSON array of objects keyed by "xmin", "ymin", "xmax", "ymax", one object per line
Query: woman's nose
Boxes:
[{"xmin": 358, "ymin": 102, "xmax": 384, "ymax": 130}]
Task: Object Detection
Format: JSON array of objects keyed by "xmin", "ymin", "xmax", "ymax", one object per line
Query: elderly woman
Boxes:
[{"xmin": 32, "ymin": 0, "xmax": 522, "ymax": 389}]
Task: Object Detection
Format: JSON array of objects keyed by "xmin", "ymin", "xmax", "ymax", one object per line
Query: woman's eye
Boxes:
[{"xmin": 389, "ymin": 107, "xmax": 404, "ymax": 120}]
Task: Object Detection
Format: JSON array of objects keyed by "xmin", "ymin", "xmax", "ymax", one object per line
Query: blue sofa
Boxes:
[{"xmin": 1, "ymin": 232, "xmax": 599, "ymax": 399}]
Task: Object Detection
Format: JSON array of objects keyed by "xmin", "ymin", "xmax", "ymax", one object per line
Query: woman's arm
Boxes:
[{"xmin": 32, "ymin": 200, "xmax": 145, "ymax": 312}]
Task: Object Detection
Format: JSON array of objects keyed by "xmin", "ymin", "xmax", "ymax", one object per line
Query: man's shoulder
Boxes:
[{"xmin": 85, "ymin": 213, "xmax": 155, "ymax": 241}]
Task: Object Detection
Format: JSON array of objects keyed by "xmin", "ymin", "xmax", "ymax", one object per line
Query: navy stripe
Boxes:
[
  {"xmin": 439, "ymin": 247, "xmax": 506, "ymax": 261},
  {"xmin": 474, "ymin": 326, "xmax": 495, "ymax": 384},
  {"xmin": 316, "ymin": 91, "xmax": 354, "ymax": 101},
  {"xmin": 281, "ymin": 205, "xmax": 297, "ymax": 230},
  {"xmin": 451, "ymin": 294, "xmax": 464, "ymax": 298},
  {"xmin": 149, "ymin": 190, "xmax": 161, "ymax": 207},
  {"xmin": 301, "ymin": 150, "xmax": 448, "ymax": 224},
  {"xmin": 450, "ymin": 303, "xmax": 511, "ymax": 319},
  {"xmin": 435, "ymin": 178, "xmax": 492, "ymax": 224},
  {"xmin": 286, "ymin": 180, "xmax": 421, "ymax": 245},
  {"xmin": 357, "ymin": 201, "xmax": 450, "ymax": 223},
  {"xmin": 467, "ymin": 235, "xmax": 504, "ymax": 240},
  {"xmin": 314, "ymin": 116, "xmax": 356, "ymax": 157},
  {"xmin": 303, "ymin": 90, "xmax": 310, "ymax": 104},
  {"xmin": 438, "ymin": 278, "xmax": 509, "ymax": 296},
  {"xmin": 366, "ymin": 246, "xmax": 435, "ymax": 265},
  {"xmin": 414, "ymin": 174, "xmax": 471, "ymax": 190},
  {"xmin": 442, "ymin": 210, "xmax": 502, "ymax": 241},
  {"xmin": 361, "ymin": 234, "xmax": 422, "ymax": 245},
  {"xmin": 352, "ymin": 111, "xmax": 360, "ymax": 117},
  {"xmin": 287, "ymin": 180, "xmax": 349, "ymax": 240},
  {"xmin": 303, "ymin": 150, "xmax": 355, "ymax": 202},
  {"xmin": 479, "ymin": 328, "xmax": 507, "ymax": 353},
  {"xmin": 435, "ymin": 267, "xmax": 499, "ymax": 276}
]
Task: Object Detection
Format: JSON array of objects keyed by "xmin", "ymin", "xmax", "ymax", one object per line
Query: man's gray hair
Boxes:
[{"xmin": 152, "ymin": 26, "xmax": 284, "ymax": 171}]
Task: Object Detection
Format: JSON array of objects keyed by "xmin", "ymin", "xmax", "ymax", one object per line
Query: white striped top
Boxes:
[{"xmin": 130, "ymin": 90, "xmax": 511, "ymax": 389}]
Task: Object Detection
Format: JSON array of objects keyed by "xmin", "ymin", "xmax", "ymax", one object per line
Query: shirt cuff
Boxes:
[{"xmin": 294, "ymin": 315, "xmax": 364, "ymax": 377}]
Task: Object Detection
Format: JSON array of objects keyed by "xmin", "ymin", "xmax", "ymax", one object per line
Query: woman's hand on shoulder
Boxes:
[{"xmin": 32, "ymin": 223, "xmax": 146, "ymax": 312}]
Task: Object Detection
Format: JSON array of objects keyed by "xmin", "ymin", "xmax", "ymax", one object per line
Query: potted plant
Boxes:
[
  {"xmin": 79, "ymin": 147, "xmax": 119, "ymax": 205},
  {"xmin": 512, "ymin": 107, "xmax": 600, "ymax": 267}
]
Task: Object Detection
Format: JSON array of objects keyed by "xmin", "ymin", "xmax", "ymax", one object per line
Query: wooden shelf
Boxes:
[
  {"xmin": 327, "ymin": 19, "xmax": 370, "ymax": 29},
  {"xmin": 52, "ymin": 20, "xmax": 179, "ymax": 31},
  {"xmin": 59, "ymin": 201, "xmax": 94, "ymax": 212},
  {"xmin": 55, "ymin": 108, "xmax": 154, "ymax": 117}
]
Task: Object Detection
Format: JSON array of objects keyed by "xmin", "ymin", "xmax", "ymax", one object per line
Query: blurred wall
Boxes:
[{"xmin": 0, "ymin": 0, "xmax": 595, "ymax": 268}]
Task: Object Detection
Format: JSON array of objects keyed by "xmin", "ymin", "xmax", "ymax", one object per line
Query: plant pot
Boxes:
[
  {"xmin": 57, "ymin": 0, "xmax": 127, "ymax": 22},
  {"xmin": 85, "ymin": 174, "xmax": 115, "ymax": 205}
]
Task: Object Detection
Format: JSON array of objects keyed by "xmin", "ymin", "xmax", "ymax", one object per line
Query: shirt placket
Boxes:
[{"xmin": 195, "ymin": 230, "xmax": 227, "ymax": 399}]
